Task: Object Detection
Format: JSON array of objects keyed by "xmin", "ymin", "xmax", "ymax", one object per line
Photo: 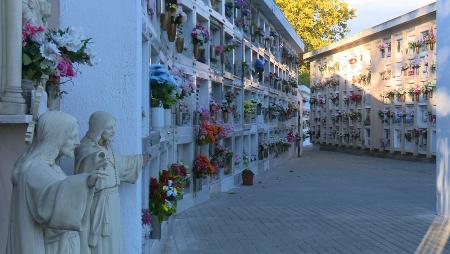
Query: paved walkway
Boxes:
[{"xmin": 162, "ymin": 150, "xmax": 450, "ymax": 254}]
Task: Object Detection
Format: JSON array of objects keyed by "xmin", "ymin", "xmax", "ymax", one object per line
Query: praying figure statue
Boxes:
[
  {"xmin": 75, "ymin": 111, "xmax": 146, "ymax": 254},
  {"xmin": 6, "ymin": 111, "xmax": 107, "ymax": 254}
]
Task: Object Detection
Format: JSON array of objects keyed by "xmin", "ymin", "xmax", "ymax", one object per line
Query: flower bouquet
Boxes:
[
  {"xmin": 171, "ymin": 68, "xmax": 194, "ymax": 100},
  {"xmin": 193, "ymin": 155, "xmax": 216, "ymax": 178},
  {"xmin": 150, "ymin": 64, "xmax": 178, "ymax": 108},
  {"xmin": 168, "ymin": 162, "xmax": 191, "ymax": 190},
  {"xmin": 191, "ymin": 24, "xmax": 209, "ymax": 59}
]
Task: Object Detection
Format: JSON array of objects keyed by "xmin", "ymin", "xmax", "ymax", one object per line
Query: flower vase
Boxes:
[
  {"xmin": 167, "ymin": 22, "xmax": 176, "ymax": 42},
  {"xmin": 430, "ymin": 43, "xmax": 434, "ymax": 51},
  {"xmin": 160, "ymin": 13, "xmax": 168, "ymax": 30},
  {"xmin": 415, "ymin": 47, "xmax": 420, "ymax": 54},
  {"xmin": 164, "ymin": 108, "xmax": 172, "ymax": 127},
  {"xmin": 193, "ymin": 44, "xmax": 204, "ymax": 60},
  {"xmin": 194, "ymin": 177, "xmax": 202, "ymax": 192},
  {"xmin": 175, "ymin": 37, "xmax": 184, "ymax": 53},
  {"xmin": 31, "ymin": 86, "xmax": 48, "ymax": 116},
  {"xmin": 152, "ymin": 107, "xmax": 164, "ymax": 128},
  {"xmin": 46, "ymin": 83, "xmax": 60, "ymax": 110},
  {"xmin": 223, "ymin": 111, "xmax": 229, "ymax": 123},
  {"xmin": 258, "ymin": 72, "xmax": 263, "ymax": 82},
  {"xmin": 150, "ymin": 215, "xmax": 161, "ymax": 239},
  {"xmin": 224, "ymin": 166, "xmax": 231, "ymax": 175},
  {"xmin": 21, "ymin": 79, "xmax": 35, "ymax": 112}
]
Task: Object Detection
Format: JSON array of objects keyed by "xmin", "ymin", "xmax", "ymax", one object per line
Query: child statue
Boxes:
[{"xmin": 75, "ymin": 111, "xmax": 147, "ymax": 254}]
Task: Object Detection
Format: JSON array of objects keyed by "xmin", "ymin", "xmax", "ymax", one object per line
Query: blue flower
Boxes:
[{"xmin": 149, "ymin": 64, "xmax": 177, "ymax": 86}]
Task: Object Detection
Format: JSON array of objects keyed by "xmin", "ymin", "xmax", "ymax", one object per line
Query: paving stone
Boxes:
[{"xmin": 162, "ymin": 150, "xmax": 448, "ymax": 254}]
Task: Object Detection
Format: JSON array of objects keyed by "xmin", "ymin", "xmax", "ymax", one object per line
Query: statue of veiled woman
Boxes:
[
  {"xmin": 6, "ymin": 111, "xmax": 107, "ymax": 254},
  {"xmin": 75, "ymin": 111, "xmax": 145, "ymax": 254},
  {"xmin": 22, "ymin": 0, "xmax": 51, "ymax": 26}
]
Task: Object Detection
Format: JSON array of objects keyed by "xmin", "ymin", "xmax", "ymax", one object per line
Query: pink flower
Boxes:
[
  {"xmin": 57, "ymin": 56, "xmax": 76, "ymax": 77},
  {"xmin": 23, "ymin": 23, "xmax": 46, "ymax": 40}
]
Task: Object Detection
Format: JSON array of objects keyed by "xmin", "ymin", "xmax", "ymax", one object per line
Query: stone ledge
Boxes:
[
  {"xmin": 0, "ymin": 115, "xmax": 32, "ymax": 124},
  {"xmin": 319, "ymin": 144, "xmax": 436, "ymax": 163}
]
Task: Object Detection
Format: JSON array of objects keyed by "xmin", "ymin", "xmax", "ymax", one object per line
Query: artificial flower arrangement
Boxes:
[
  {"xmin": 150, "ymin": 64, "xmax": 178, "ymax": 108},
  {"xmin": 243, "ymin": 152, "xmax": 250, "ymax": 166},
  {"xmin": 168, "ymin": 162, "xmax": 191, "ymax": 191},
  {"xmin": 149, "ymin": 171, "xmax": 179, "ymax": 222},
  {"xmin": 193, "ymin": 155, "xmax": 216, "ymax": 178},
  {"xmin": 22, "ymin": 23, "xmax": 96, "ymax": 82},
  {"xmin": 408, "ymin": 85, "xmax": 422, "ymax": 100},
  {"xmin": 422, "ymin": 81, "xmax": 436, "ymax": 97},
  {"xmin": 287, "ymin": 130, "xmax": 295, "ymax": 143},
  {"xmin": 395, "ymin": 87, "xmax": 406, "ymax": 101},
  {"xmin": 210, "ymin": 100, "xmax": 222, "ymax": 115},
  {"xmin": 408, "ymin": 39, "xmax": 424, "ymax": 53},
  {"xmin": 234, "ymin": 154, "xmax": 242, "ymax": 166},
  {"xmin": 244, "ymin": 100, "xmax": 257, "ymax": 116},
  {"xmin": 225, "ymin": 0, "xmax": 234, "ymax": 18},
  {"xmin": 197, "ymin": 119, "xmax": 231, "ymax": 145},
  {"xmin": 349, "ymin": 93, "xmax": 362, "ymax": 103},
  {"xmin": 214, "ymin": 45, "xmax": 225, "ymax": 56},
  {"xmin": 165, "ymin": 0, "xmax": 178, "ymax": 11},
  {"xmin": 380, "ymin": 88, "xmax": 396, "ymax": 100},
  {"xmin": 254, "ymin": 58, "xmax": 265, "ymax": 74},
  {"xmin": 424, "ymin": 28, "xmax": 436, "ymax": 50},
  {"xmin": 191, "ymin": 24, "xmax": 210, "ymax": 46},
  {"xmin": 234, "ymin": 0, "xmax": 250, "ymax": 15},
  {"xmin": 211, "ymin": 144, "xmax": 233, "ymax": 169},
  {"xmin": 377, "ymin": 42, "xmax": 391, "ymax": 52},
  {"xmin": 171, "ymin": 67, "xmax": 194, "ymax": 100},
  {"xmin": 224, "ymin": 39, "xmax": 241, "ymax": 52},
  {"xmin": 403, "ymin": 131, "xmax": 412, "ymax": 142}
]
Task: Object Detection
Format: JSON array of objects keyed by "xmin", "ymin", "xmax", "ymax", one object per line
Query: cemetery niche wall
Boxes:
[{"xmin": 304, "ymin": 3, "xmax": 436, "ymax": 160}]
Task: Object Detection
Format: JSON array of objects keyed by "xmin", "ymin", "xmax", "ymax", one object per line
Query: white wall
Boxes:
[
  {"xmin": 436, "ymin": 0, "xmax": 450, "ymax": 217},
  {"xmin": 59, "ymin": 0, "xmax": 144, "ymax": 252}
]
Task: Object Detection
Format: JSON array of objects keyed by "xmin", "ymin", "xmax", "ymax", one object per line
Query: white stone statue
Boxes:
[
  {"xmin": 75, "ymin": 111, "xmax": 145, "ymax": 254},
  {"xmin": 6, "ymin": 111, "xmax": 107, "ymax": 254},
  {"xmin": 22, "ymin": 0, "xmax": 51, "ymax": 26}
]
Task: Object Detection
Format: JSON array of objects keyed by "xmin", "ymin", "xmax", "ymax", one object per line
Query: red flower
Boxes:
[
  {"xmin": 160, "ymin": 192, "xmax": 166, "ymax": 202},
  {"xmin": 160, "ymin": 170, "xmax": 169, "ymax": 184}
]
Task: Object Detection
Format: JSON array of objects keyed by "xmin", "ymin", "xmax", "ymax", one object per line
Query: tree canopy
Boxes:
[
  {"xmin": 275, "ymin": 0, "xmax": 356, "ymax": 85},
  {"xmin": 275, "ymin": 0, "xmax": 356, "ymax": 51}
]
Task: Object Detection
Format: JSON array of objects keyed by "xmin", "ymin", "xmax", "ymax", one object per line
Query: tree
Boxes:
[
  {"xmin": 275, "ymin": 0, "xmax": 356, "ymax": 84},
  {"xmin": 276, "ymin": 0, "xmax": 356, "ymax": 51}
]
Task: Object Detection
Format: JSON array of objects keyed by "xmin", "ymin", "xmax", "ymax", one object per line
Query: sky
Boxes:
[{"xmin": 346, "ymin": 0, "xmax": 436, "ymax": 36}]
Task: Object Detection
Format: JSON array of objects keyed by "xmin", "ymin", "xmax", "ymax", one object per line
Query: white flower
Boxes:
[
  {"xmin": 163, "ymin": 186, "xmax": 169, "ymax": 191},
  {"xmin": 40, "ymin": 42, "xmax": 60, "ymax": 62},
  {"xmin": 53, "ymin": 27, "xmax": 84, "ymax": 52}
]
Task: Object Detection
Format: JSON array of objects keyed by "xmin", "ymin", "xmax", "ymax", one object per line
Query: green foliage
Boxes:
[
  {"xmin": 151, "ymin": 81, "xmax": 178, "ymax": 108},
  {"xmin": 275, "ymin": 0, "xmax": 356, "ymax": 51},
  {"xmin": 275, "ymin": 0, "xmax": 356, "ymax": 86}
]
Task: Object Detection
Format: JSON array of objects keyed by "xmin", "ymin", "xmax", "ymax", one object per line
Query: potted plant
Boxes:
[
  {"xmin": 149, "ymin": 64, "xmax": 178, "ymax": 128},
  {"xmin": 191, "ymin": 24, "xmax": 209, "ymax": 60},
  {"xmin": 242, "ymin": 168, "xmax": 254, "ymax": 185}
]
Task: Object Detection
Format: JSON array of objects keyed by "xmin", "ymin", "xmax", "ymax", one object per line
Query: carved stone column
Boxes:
[{"xmin": 0, "ymin": 0, "xmax": 27, "ymax": 114}]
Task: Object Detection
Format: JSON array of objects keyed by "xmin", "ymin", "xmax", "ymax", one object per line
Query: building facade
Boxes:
[
  {"xmin": 0, "ymin": 0, "xmax": 303, "ymax": 252},
  {"xmin": 304, "ymin": 3, "xmax": 436, "ymax": 159}
]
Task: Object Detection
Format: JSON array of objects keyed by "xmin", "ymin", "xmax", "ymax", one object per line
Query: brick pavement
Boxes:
[{"xmin": 162, "ymin": 150, "xmax": 450, "ymax": 254}]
